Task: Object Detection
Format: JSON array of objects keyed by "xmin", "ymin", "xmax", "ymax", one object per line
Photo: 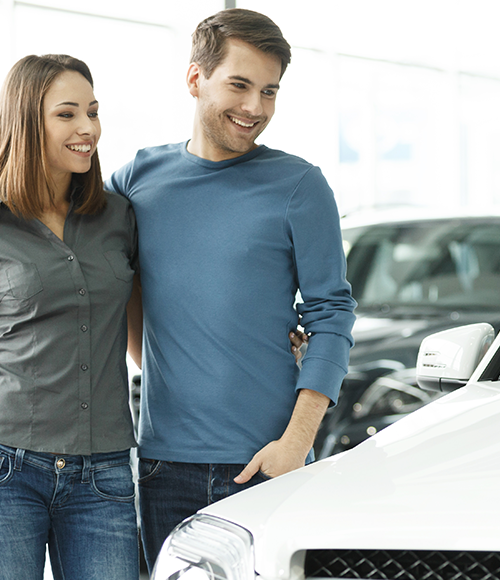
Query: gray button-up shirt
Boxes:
[{"xmin": 0, "ymin": 191, "xmax": 138, "ymax": 455}]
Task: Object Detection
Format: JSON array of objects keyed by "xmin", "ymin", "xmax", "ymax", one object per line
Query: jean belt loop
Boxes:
[
  {"xmin": 14, "ymin": 448, "xmax": 25, "ymax": 471},
  {"xmin": 81, "ymin": 455, "xmax": 91, "ymax": 483}
]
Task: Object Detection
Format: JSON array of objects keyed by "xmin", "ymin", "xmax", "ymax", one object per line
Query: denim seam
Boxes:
[
  {"xmin": 207, "ymin": 464, "xmax": 213, "ymax": 504},
  {"xmin": 50, "ymin": 527, "xmax": 66, "ymax": 580},
  {"xmin": 22, "ymin": 459, "xmax": 75, "ymax": 473},
  {"xmin": 82, "ymin": 456, "xmax": 91, "ymax": 483},
  {"xmin": 90, "ymin": 475, "xmax": 136, "ymax": 503},
  {"xmin": 0, "ymin": 456, "xmax": 13, "ymax": 485},
  {"xmin": 49, "ymin": 471, "xmax": 61, "ymax": 513},
  {"xmin": 137, "ymin": 459, "xmax": 163, "ymax": 484},
  {"xmin": 92, "ymin": 460, "xmax": 130, "ymax": 470},
  {"xmin": 14, "ymin": 448, "xmax": 25, "ymax": 471}
]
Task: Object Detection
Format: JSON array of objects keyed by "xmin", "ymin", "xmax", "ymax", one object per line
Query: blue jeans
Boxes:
[
  {"xmin": 0, "ymin": 444, "xmax": 139, "ymax": 580},
  {"xmin": 138, "ymin": 460, "xmax": 270, "ymax": 572}
]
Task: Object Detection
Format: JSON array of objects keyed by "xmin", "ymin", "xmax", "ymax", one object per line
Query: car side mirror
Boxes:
[{"xmin": 416, "ymin": 323, "xmax": 495, "ymax": 392}]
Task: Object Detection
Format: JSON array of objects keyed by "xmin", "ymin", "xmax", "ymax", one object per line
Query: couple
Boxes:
[{"xmin": 0, "ymin": 8, "xmax": 355, "ymax": 580}]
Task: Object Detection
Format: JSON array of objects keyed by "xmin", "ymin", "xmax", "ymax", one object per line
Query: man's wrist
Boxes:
[{"xmin": 278, "ymin": 433, "xmax": 313, "ymax": 461}]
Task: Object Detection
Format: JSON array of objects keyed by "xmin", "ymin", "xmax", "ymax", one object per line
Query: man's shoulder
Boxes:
[
  {"xmin": 112, "ymin": 142, "xmax": 188, "ymax": 187},
  {"xmin": 134, "ymin": 141, "xmax": 186, "ymax": 164},
  {"xmin": 257, "ymin": 146, "xmax": 322, "ymax": 179},
  {"xmin": 259, "ymin": 146, "xmax": 313, "ymax": 169},
  {"xmin": 256, "ymin": 146, "xmax": 327, "ymax": 186}
]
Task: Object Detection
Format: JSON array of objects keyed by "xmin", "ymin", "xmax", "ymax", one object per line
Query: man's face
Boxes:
[{"xmin": 188, "ymin": 38, "xmax": 282, "ymax": 161}]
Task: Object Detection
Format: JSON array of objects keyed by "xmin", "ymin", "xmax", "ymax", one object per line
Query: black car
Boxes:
[{"xmin": 314, "ymin": 209, "xmax": 500, "ymax": 458}]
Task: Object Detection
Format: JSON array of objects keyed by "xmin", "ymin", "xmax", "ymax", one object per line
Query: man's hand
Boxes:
[
  {"xmin": 233, "ymin": 438, "xmax": 308, "ymax": 484},
  {"xmin": 234, "ymin": 388, "xmax": 330, "ymax": 484}
]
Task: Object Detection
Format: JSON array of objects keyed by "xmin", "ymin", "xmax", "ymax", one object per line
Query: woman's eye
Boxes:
[
  {"xmin": 58, "ymin": 112, "xmax": 73, "ymax": 119},
  {"xmin": 88, "ymin": 111, "xmax": 99, "ymax": 118}
]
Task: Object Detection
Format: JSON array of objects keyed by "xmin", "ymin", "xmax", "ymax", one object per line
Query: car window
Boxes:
[{"xmin": 343, "ymin": 220, "xmax": 500, "ymax": 308}]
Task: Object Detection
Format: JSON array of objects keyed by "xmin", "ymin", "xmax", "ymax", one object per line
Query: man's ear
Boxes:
[{"xmin": 186, "ymin": 62, "xmax": 202, "ymax": 98}]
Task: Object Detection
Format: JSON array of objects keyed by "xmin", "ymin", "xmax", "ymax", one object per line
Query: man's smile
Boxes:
[{"xmin": 228, "ymin": 115, "xmax": 259, "ymax": 129}]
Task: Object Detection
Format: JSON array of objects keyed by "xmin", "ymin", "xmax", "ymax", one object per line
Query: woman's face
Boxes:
[{"xmin": 43, "ymin": 70, "xmax": 101, "ymax": 187}]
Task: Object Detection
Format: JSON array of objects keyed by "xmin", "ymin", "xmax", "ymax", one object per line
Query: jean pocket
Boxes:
[
  {"xmin": 91, "ymin": 463, "xmax": 135, "ymax": 502},
  {"xmin": 137, "ymin": 458, "xmax": 163, "ymax": 483},
  {"xmin": 0, "ymin": 454, "xmax": 14, "ymax": 486},
  {"xmin": 257, "ymin": 470, "xmax": 273, "ymax": 482}
]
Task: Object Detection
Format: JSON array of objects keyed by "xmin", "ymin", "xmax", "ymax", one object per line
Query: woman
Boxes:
[{"xmin": 0, "ymin": 54, "xmax": 140, "ymax": 580}]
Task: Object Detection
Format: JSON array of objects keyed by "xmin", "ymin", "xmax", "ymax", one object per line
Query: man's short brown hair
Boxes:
[{"xmin": 190, "ymin": 8, "xmax": 291, "ymax": 79}]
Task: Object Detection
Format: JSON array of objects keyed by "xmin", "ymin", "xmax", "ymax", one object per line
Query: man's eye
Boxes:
[
  {"xmin": 232, "ymin": 83, "xmax": 246, "ymax": 89},
  {"xmin": 263, "ymin": 90, "xmax": 276, "ymax": 97}
]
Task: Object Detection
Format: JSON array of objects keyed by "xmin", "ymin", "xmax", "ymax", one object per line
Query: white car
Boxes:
[{"xmin": 152, "ymin": 323, "xmax": 500, "ymax": 580}]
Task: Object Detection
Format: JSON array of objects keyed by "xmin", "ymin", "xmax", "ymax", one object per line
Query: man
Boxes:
[{"xmin": 107, "ymin": 8, "xmax": 356, "ymax": 572}]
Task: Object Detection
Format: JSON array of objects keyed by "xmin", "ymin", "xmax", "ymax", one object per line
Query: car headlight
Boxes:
[{"xmin": 151, "ymin": 515, "xmax": 255, "ymax": 580}]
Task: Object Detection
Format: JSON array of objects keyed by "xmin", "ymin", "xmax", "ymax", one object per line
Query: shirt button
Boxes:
[
  {"xmin": 80, "ymin": 325, "xmax": 88, "ymax": 332},
  {"xmin": 67, "ymin": 255, "xmax": 74, "ymax": 261},
  {"xmin": 79, "ymin": 288, "xmax": 86, "ymax": 296},
  {"xmin": 81, "ymin": 402, "xmax": 89, "ymax": 410},
  {"xmin": 81, "ymin": 364, "xmax": 89, "ymax": 371}
]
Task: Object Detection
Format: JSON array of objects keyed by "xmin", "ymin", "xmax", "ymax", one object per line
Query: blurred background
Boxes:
[{"xmin": 1, "ymin": 0, "xmax": 500, "ymax": 216}]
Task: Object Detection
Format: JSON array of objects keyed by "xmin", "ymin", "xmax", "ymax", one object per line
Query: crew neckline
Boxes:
[{"xmin": 180, "ymin": 141, "xmax": 267, "ymax": 169}]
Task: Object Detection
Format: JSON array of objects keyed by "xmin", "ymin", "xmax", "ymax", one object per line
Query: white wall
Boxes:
[
  {"xmin": 241, "ymin": 0, "xmax": 500, "ymax": 213},
  {"xmin": 1, "ymin": 0, "xmax": 500, "ymax": 214},
  {"xmin": 0, "ymin": 0, "xmax": 223, "ymax": 177}
]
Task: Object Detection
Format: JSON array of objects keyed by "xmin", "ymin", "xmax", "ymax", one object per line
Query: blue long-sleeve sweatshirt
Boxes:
[{"xmin": 107, "ymin": 142, "xmax": 356, "ymax": 463}]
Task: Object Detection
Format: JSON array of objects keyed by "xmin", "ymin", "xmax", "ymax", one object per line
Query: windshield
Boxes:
[{"xmin": 343, "ymin": 219, "xmax": 500, "ymax": 309}]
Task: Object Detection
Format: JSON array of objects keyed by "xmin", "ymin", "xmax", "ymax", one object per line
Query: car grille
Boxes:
[{"xmin": 304, "ymin": 549, "xmax": 500, "ymax": 579}]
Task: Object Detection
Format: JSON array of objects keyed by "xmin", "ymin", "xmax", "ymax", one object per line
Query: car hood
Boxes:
[{"xmin": 202, "ymin": 381, "xmax": 500, "ymax": 579}]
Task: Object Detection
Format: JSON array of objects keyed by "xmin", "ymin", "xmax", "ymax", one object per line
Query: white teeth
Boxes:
[
  {"xmin": 230, "ymin": 117, "xmax": 255, "ymax": 128},
  {"xmin": 67, "ymin": 144, "xmax": 91, "ymax": 152}
]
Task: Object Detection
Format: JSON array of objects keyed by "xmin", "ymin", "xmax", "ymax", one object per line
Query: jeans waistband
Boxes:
[{"xmin": 0, "ymin": 443, "xmax": 130, "ymax": 475}]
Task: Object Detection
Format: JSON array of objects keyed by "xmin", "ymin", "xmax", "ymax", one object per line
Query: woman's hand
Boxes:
[{"xmin": 289, "ymin": 329, "xmax": 309, "ymax": 365}]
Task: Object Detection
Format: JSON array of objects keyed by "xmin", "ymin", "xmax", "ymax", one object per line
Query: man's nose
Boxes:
[{"xmin": 241, "ymin": 90, "xmax": 263, "ymax": 117}]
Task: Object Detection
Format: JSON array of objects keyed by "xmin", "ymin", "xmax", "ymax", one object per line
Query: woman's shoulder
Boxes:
[
  {"xmin": 99, "ymin": 190, "xmax": 136, "ymax": 231},
  {"xmin": 103, "ymin": 189, "xmax": 133, "ymax": 210}
]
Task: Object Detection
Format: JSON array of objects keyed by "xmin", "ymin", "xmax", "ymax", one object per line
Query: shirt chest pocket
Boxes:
[
  {"xmin": 3, "ymin": 263, "xmax": 44, "ymax": 301},
  {"xmin": 104, "ymin": 250, "xmax": 135, "ymax": 283}
]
